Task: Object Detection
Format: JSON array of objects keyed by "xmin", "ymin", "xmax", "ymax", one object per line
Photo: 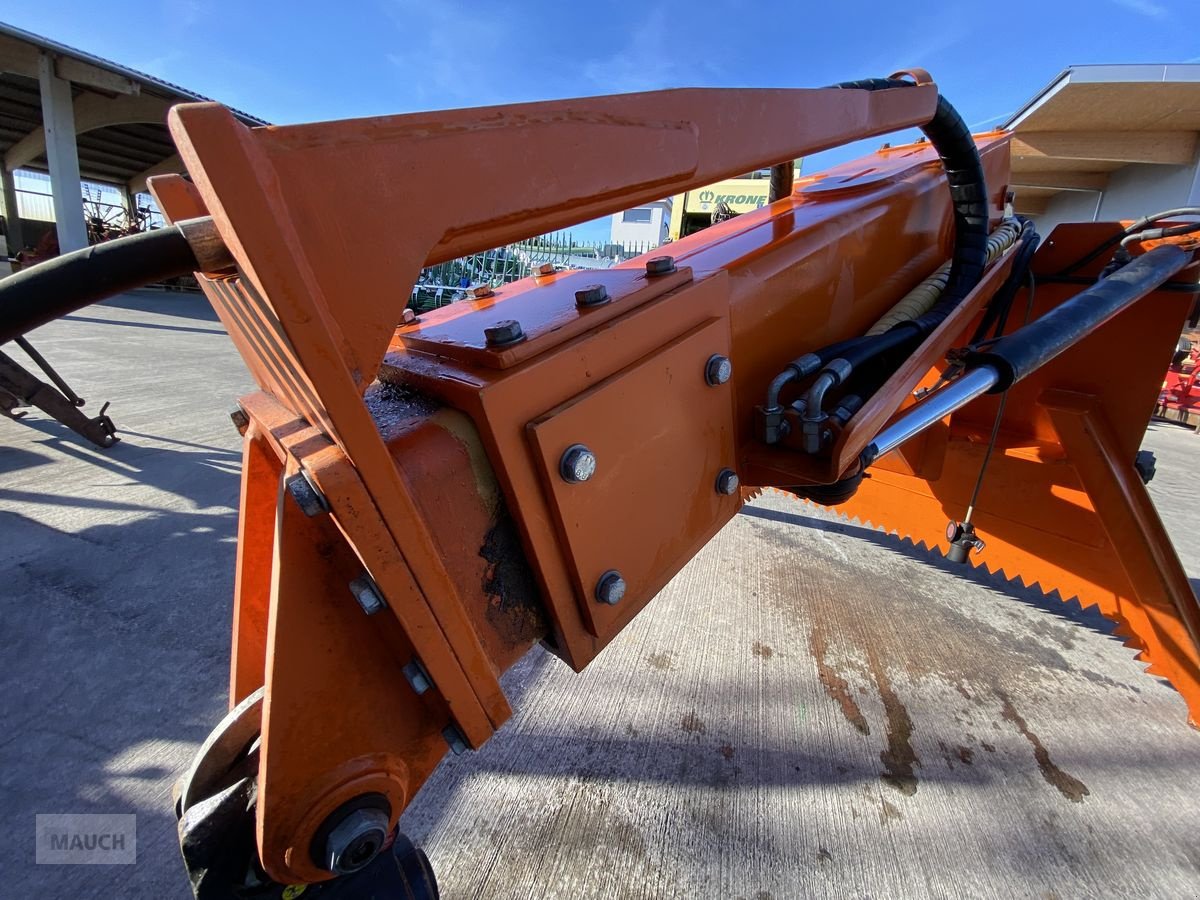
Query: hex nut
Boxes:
[
  {"xmin": 532, "ymin": 262, "xmax": 555, "ymax": 276},
  {"xmin": 645, "ymin": 256, "xmax": 676, "ymax": 276},
  {"xmin": 705, "ymin": 354, "xmax": 732, "ymax": 386},
  {"xmin": 322, "ymin": 807, "xmax": 390, "ymax": 875},
  {"xmin": 484, "ymin": 319, "xmax": 525, "ymax": 347},
  {"xmin": 442, "ymin": 724, "xmax": 469, "ymax": 755},
  {"xmin": 559, "ymin": 444, "xmax": 597, "ymax": 483},
  {"xmin": 467, "ymin": 285, "xmax": 494, "ymax": 300},
  {"xmin": 349, "ymin": 575, "xmax": 386, "ymax": 616},
  {"xmin": 574, "ymin": 284, "xmax": 610, "ymax": 308},
  {"xmin": 716, "ymin": 468, "xmax": 740, "ymax": 495},
  {"xmin": 402, "ymin": 658, "xmax": 432, "ymax": 695},
  {"xmin": 285, "ymin": 471, "xmax": 328, "ymax": 517},
  {"xmin": 595, "ymin": 570, "xmax": 626, "ymax": 605}
]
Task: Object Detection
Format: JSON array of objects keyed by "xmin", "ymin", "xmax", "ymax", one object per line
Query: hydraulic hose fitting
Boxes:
[{"xmin": 800, "ymin": 359, "xmax": 852, "ymax": 454}]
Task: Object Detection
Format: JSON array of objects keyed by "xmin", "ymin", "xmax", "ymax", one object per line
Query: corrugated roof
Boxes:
[{"xmin": 0, "ymin": 20, "xmax": 268, "ymax": 126}]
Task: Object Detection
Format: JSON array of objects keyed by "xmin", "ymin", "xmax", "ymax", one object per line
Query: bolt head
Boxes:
[
  {"xmin": 484, "ymin": 319, "xmax": 525, "ymax": 347},
  {"xmin": 442, "ymin": 724, "xmax": 469, "ymax": 755},
  {"xmin": 401, "ymin": 308, "xmax": 417, "ymax": 325},
  {"xmin": 349, "ymin": 575, "xmax": 386, "ymax": 615},
  {"xmin": 559, "ymin": 444, "xmax": 597, "ymax": 483},
  {"xmin": 532, "ymin": 262, "xmax": 555, "ymax": 276},
  {"xmin": 645, "ymin": 255, "xmax": 676, "ymax": 276},
  {"xmin": 285, "ymin": 471, "xmax": 328, "ymax": 517},
  {"xmin": 229, "ymin": 406, "xmax": 249, "ymax": 435},
  {"xmin": 716, "ymin": 468, "xmax": 739, "ymax": 495},
  {"xmin": 574, "ymin": 284, "xmax": 610, "ymax": 308},
  {"xmin": 402, "ymin": 659, "xmax": 432, "ymax": 695},
  {"xmin": 595, "ymin": 570, "xmax": 626, "ymax": 605},
  {"xmin": 705, "ymin": 354, "xmax": 732, "ymax": 386},
  {"xmin": 323, "ymin": 807, "xmax": 390, "ymax": 875},
  {"xmin": 468, "ymin": 285, "xmax": 494, "ymax": 300}
]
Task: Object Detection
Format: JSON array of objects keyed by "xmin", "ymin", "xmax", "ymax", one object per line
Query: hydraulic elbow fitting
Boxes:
[
  {"xmin": 800, "ymin": 358, "xmax": 853, "ymax": 452},
  {"xmin": 759, "ymin": 353, "xmax": 830, "ymax": 445}
]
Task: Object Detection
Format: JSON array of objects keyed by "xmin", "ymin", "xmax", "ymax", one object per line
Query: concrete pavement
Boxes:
[{"xmin": 2, "ymin": 290, "xmax": 1199, "ymax": 898}]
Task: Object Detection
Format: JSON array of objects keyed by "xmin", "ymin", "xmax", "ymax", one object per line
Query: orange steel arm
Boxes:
[{"xmin": 144, "ymin": 77, "xmax": 1199, "ymax": 890}]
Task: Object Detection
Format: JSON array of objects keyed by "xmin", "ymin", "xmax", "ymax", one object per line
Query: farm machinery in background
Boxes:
[{"xmin": 2, "ymin": 70, "xmax": 1200, "ymax": 898}]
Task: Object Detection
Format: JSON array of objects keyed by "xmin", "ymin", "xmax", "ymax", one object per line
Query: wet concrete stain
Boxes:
[
  {"xmin": 719, "ymin": 744, "xmax": 735, "ymax": 760},
  {"xmin": 880, "ymin": 799, "xmax": 903, "ymax": 824},
  {"xmin": 809, "ymin": 626, "xmax": 870, "ymax": 735},
  {"xmin": 999, "ymin": 694, "xmax": 1090, "ymax": 803},
  {"xmin": 866, "ymin": 644, "xmax": 921, "ymax": 796},
  {"xmin": 749, "ymin": 512, "xmax": 1115, "ymax": 808},
  {"xmin": 938, "ymin": 741, "xmax": 976, "ymax": 770},
  {"xmin": 752, "ymin": 641, "xmax": 775, "ymax": 659},
  {"xmin": 681, "ymin": 712, "xmax": 706, "ymax": 735},
  {"xmin": 647, "ymin": 651, "xmax": 675, "ymax": 671}
]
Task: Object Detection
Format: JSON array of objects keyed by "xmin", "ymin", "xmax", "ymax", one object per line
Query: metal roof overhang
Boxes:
[
  {"xmin": 1003, "ymin": 64, "xmax": 1200, "ymax": 216},
  {"xmin": 0, "ymin": 21, "xmax": 266, "ymax": 193}
]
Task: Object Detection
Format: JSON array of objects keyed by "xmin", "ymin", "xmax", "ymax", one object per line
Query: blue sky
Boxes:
[{"xmin": 7, "ymin": 0, "xmax": 1198, "ymax": 240}]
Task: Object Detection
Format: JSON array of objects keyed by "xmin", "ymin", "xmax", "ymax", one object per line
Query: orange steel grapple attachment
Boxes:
[{"xmin": 135, "ymin": 75, "xmax": 1200, "ymax": 892}]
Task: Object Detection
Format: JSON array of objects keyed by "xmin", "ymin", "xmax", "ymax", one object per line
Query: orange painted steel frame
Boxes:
[{"xmin": 146, "ymin": 79, "xmax": 1200, "ymax": 885}]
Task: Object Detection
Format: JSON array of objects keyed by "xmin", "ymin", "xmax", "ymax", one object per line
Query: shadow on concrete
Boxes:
[
  {"xmin": 739, "ymin": 505, "xmax": 1118, "ymax": 639},
  {"xmin": 0, "ymin": 433, "xmax": 240, "ymax": 897},
  {"xmin": 97, "ymin": 290, "xmax": 218, "ymax": 322},
  {"xmin": 61, "ymin": 314, "xmax": 225, "ymax": 336},
  {"xmin": 0, "ymin": 422, "xmax": 240, "ymax": 509},
  {"xmin": 0, "ymin": 444, "xmax": 55, "ymax": 476}
]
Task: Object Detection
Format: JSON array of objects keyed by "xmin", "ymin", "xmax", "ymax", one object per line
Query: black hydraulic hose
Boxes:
[
  {"xmin": 968, "ymin": 244, "xmax": 1191, "ymax": 392},
  {"xmin": 830, "ymin": 78, "xmax": 989, "ymax": 327},
  {"xmin": 968, "ymin": 228, "xmax": 1041, "ymax": 345},
  {"xmin": 0, "ymin": 226, "xmax": 202, "ymax": 345},
  {"xmin": 783, "ymin": 77, "xmax": 990, "ymax": 421}
]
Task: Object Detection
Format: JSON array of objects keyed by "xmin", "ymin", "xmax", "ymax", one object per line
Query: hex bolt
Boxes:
[
  {"xmin": 716, "ymin": 468, "xmax": 740, "ymax": 495},
  {"xmin": 402, "ymin": 658, "xmax": 433, "ymax": 695},
  {"xmin": 229, "ymin": 405, "xmax": 249, "ymax": 435},
  {"xmin": 532, "ymin": 262, "xmax": 555, "ymax": 276},
  {"xmin": 574, "ymin": 284, "xmax": 610, "ymax": 308},
  {"xmin": 442, "ymin": 724, "xmax": 469, "ymax": 755},
  {"xmin": 645, "ymin": 256, "xmax": 676, "ymax": 276},
  {"xmin": 595, "ymin": 570, "xmax": 626, "ymax": 605},
  {"xmin": 349, "ymin": 574, "xmax": 387, "ymax": 616},
  {"xmin": 285, "ymin": 471, "xmax": 328, "ymax": 517},
  {"xmin": 400, "ymin": 308, "xmax": 417, "ymax": 325},
  {"xmin": 705, "ymin": 354, "xmax": 732, "ymax": 386},
  {"xmin": 321, "ymin": 807, "xmax": 390, "ymax": 875},
  {"xmin": 559, "ymin": 444, "xmax": 597, "ymax": 483},
  {"xmin": 484, "ymin": 319, "xmax": 525, "ymax": 347},
  {"xmin": 467, "ymin": 285, "xmax": 494, "ymax": 300}
]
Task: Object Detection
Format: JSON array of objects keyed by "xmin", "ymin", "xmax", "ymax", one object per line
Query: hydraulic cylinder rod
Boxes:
[{"xmin": 863, "ymin": 244, "xmax": 1193, "ymax": 465}]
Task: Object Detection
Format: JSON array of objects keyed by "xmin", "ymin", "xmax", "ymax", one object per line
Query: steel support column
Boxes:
[
  {"xmin": 37, "ymin": 53, "xmax": 88, "ymax": 253},
  {"xmin": 1, "ymin": 166, "xmax": 25, "ymax": 255}
]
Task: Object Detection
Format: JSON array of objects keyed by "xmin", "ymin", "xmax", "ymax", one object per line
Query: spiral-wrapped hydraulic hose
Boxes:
[{"xmin": 784, "ymin": 77, "xmax": 991, "ymax": 433}]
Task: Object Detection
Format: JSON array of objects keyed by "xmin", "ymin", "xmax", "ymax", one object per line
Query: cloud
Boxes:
[
  {"xmin": 581, "ymin": 6, "xmax": 722, "ymax": 94},
  {"xmin": 384, "ymin": 0, "xmax": 519, "ymax": 106},
  {"xmin": 1108, "ymin": 0, "xmax": 1167, "ymax": 17}
]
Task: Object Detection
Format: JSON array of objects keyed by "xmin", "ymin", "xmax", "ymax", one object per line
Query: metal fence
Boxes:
[{"xmin": 410, "ymin": 232, "xmax": 659, "ymax": 311}]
